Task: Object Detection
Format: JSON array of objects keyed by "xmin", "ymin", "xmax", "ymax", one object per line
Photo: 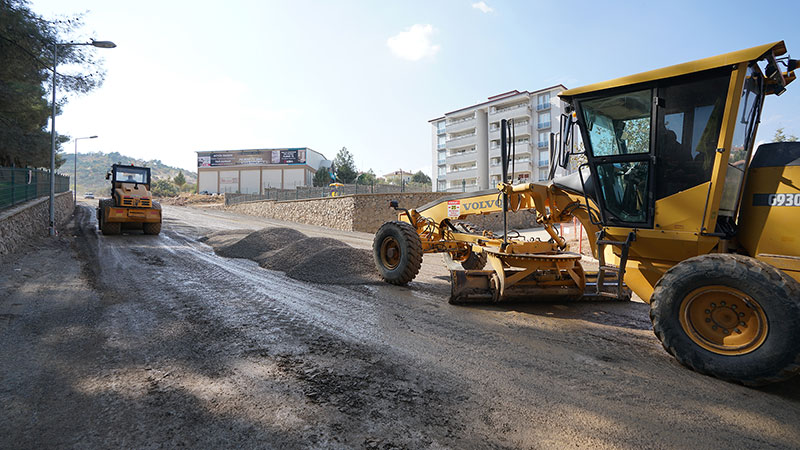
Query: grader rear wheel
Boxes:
[
  {"xmin": 373, "ymin": 221, "xmax": 423, "ymax": 285},
  {"xmin": 650, "ymin": 254, "xmax": 800, "ymax": 386}
]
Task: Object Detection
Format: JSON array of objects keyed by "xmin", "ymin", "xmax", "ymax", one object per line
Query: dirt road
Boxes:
[{"xmin": 1, "ymin": 203, "xmax": 798, "ymax": 449}]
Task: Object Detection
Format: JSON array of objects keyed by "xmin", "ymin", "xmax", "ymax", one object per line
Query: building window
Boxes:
[
  {"xmin": 538, "ymin": 111, "xmax": 551, "ymax": 129},
  {"xmin": 438, "ymin": 166, "xmax": 446, "ymax": 176},
  {"xmin": 538, "ymin": 131, "xmax": 549, "ymax": 148},
  {"xmin": 539, "ymin": 168, "xmax": 549, "ymax": 181},
  {"xmin": 537, "ymin": 93, "xmax": 550, "ymax": 111},
  {"xmin": 437, "ymin": 120, "xmax": 446, "ymax": 134}
]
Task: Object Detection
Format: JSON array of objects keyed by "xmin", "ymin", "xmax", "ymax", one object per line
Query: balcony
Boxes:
[
  {"xmin": 536, "ymin": 103, "xmax": 551, "ymax": 111},
  {"xmin": 537, "ymin": 141, "xmax": 548, "ymax": 148},
  {"xmin": 446, "ymin": 149, "xmax": 477, "ymax": 164},
  {"xmin": 445, "ymin": 167, "xmax": 478, "ymax": 182},
  {"xmin": 537, "ymin": 121, "xmax": 551, "ymax": 129},
  {"xmin": 445, "ymin": 114, "xmax": 476, "ymax": 133},
  {"xmin": 490, "ymin": 103, "xmax": 532, "ymax": 122},
  {"xmin": 446, "ymin": 133, "xmax": 476, "ymax": 149}
]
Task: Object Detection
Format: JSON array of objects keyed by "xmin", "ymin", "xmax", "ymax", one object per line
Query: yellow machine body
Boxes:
[
  {"xmin": 381, "ymin": 41, "xmax": 799, "ymax": 304},
  {"xmin": 97, "ymin": 164, "xmax": 162, "ymax": 235},
  {"xmin": 374, "ymin": 41, "xmax": 800, "ymax": 385},
  {"xmin": 737, "ymin": 151, "xmax": 800, "ymax": 282}
]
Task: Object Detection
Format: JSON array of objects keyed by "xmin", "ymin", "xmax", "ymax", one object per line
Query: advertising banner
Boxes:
[{"xmin": 199, "ymin": 149, "xmax": 307, "ymax": 167}]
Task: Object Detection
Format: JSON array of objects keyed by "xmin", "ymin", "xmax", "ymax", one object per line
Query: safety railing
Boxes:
[
  {"xmin": 0, "ymin": 167, "xmax": 70, "ymax": 210},
  {"xmin": 224, "ymin": 182, "xmax": 431, "ymax": 205}
]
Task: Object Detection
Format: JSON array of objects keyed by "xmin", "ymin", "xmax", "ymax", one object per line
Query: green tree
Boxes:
[
  {"xmin": 773, "ymin": 127, "xmax": 799, "ymax": 143},
  {"xmin": 356, "ymin": 169, "xmax": 376, "ymax": 185},
  {"xmin": 411, "ymin": 170, "xmax": 431, "ymax": 184},
  {"xmin": 313, "ymin": 167, "xmax": 331, "ymax": 187},
  {"xmin": 151, "ymin": 179, "xmax": 179, "ymax": 197},
  {"xmin": 0, "ymin": 0, "xmax": 107, "ymax": 168},
  {"xmin": 173, "ymin": 171, "xmax": 186, "ymax": 187},
  {"xmin": 333, "ymin": 146, "xmax": 358, "ymax": 184}
]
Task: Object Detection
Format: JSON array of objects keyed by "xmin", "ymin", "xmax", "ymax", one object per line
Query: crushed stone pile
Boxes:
[
  {"xmin": 257, "ymin": 237, "xmax": 349, "ymax": 272},
  {"xmin": 215, "ymin": 227, "xmax": 307, "ymax": 259},
  {"xmin": 203, "ymin": 226, "xmax": 382, "ymax": 285},
  {"xmin": 199, "ymin": 229, "xmax": 254, "ymax": 248},
  {"xmin": 286, "ymin": 247, "xmax": 381, "ymax": 285}
]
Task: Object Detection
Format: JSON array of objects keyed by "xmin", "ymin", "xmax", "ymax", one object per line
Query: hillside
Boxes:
[{"xmin": 60, "ymin": 152, "xmax": 197, "ymax": 196}]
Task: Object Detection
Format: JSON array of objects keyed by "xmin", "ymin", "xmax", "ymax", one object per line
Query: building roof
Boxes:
[
  {"xmin": 382, "ymin": 170, "xmax": 414, "ymax": 177},
  {"xmin": 428, "ymin": 84, "xmax": 568, "ymax": 122},
  {"xmin": 560, "ymin": 41, "xmax": 786, "ymax": 98}
]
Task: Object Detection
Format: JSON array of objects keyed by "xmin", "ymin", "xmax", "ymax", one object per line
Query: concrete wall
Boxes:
[
  {"xmin": 0, "ymin": 192, "xmax": 74, "ymax": 255},
  {"xmin": 224, "ymin": 191, "xmax": 537, "ymax": 234}
]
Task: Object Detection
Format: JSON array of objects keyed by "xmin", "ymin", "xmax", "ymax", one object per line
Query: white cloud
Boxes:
[
  {"xmin": 472, "ymin": 1, "xmax": 494, "ymax": 13},
  {"xmin": 387, "ymin": 24, "xmax": 440, "ymax": 61}
]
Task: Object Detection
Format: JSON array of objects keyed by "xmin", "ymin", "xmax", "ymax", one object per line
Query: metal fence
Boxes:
[
  {"xmin": 0, "ymin": 167, "xmax": 70, "ymax": 210},
  {"xmin": 225, "ymin": 182, "xmax": 431, "ymax": 206}
]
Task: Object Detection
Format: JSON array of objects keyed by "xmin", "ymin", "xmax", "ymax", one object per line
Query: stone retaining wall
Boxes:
[
  {"xmin": 225, "ymin": 191, "xmax": 541, "ymax": 234},
  {"xmin": 0, "ymin": 192, "xmax": 74, "ymax": 255}
]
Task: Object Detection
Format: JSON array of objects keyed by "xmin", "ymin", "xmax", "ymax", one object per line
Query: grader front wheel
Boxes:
[
  {"xmin": 373, "ymin": 221, "xmax": 423, "ymax": 285},
  {"xmin": 650, "ymin": 254, "xmax": 800, "ymax": 386}
]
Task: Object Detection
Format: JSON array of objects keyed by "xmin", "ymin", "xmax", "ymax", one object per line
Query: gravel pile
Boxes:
[
  {"xmin": 215, "ymin": 227, "xmax": 307, "ymax": 259},
  {"xmin": 286, "ymin": 247, "xmax": 381, "ymax": 285},
  {"xmin": 199, "ymin": 229, "xmax": 254, "ymax": 248},
  {"xmin": 204, "ymin": 227, "xmax": 381, "ymax": 285},
  {"xmin": 257, "ymin": 237, "xmax": 348, "ymax": 272}
]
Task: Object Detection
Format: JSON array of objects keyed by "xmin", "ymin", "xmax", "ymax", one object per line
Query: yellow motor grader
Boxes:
[
  {"xmin": 96, "ymin": 164, "xmax": 162, "ymax": 235},
  {"xmin": 373, "ymin": 41, "xmax": 800, "ymax": 385}
]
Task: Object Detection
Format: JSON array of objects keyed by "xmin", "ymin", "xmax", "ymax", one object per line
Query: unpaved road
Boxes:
[{"xmin": 1, "ymin": 203, "xmax": 799, "ymax": 449}]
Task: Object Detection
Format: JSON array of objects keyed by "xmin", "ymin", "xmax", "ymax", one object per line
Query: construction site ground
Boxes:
[{"xmin": 1, "ymin": 202, "xmax": 798, "ymax": 449}]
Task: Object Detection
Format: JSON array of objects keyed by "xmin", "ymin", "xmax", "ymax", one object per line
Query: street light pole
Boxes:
[
  {"xmin": 49, "ymin": 39, "xmax": 115, "ymax": 236},
  {"xmin": 73, "ymin": 135, "xmax": 98, "ymax": 207}
]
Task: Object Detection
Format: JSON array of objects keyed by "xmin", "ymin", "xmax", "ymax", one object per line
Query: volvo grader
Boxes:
[
  {"xmin": 373, "ymin": 41, "xmax": 800, "ymax": 385},
  {"xmin": 97, "ymin": 164, "xmax": 162, "ymax": 235}
]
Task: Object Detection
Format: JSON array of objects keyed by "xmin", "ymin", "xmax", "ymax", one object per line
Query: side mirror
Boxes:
[
  {"xmin": 389, "ymin": 200, "xmax": 399, "ymax": 209},
  {"xmin": 105, "ymin": 172, "xmax": 111, "ymax": 180}
]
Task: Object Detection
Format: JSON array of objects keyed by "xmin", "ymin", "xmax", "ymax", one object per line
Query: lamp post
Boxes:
[
  {"xmin": 73, "ymin": 135, "xmax": 98, "ymax": 206},
  {"xmin": 49, "ymin": 39, "xmax": 116, "ymax": 236}
]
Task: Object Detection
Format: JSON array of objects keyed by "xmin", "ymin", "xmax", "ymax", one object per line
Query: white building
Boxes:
[
  {"xmin": 196, "ymin": 148, "xmax": 329, "ymax": 194},
  {"xmin": 430, "ymin": 86, "xmax": 567, "ymax": 192}
]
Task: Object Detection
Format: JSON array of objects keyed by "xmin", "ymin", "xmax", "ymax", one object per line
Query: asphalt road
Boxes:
[{"xmin": 1, "ymin": 203, "xmax": 798, "ymax": 449}]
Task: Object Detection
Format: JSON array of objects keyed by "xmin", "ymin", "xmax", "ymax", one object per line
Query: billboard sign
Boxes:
[{"xmin": 198, "ymin": 149, "xmax": 307, "ymax": 167}]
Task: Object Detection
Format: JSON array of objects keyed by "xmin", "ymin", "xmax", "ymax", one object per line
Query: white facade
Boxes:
[
  {"xmin": 196, "ymin": 147, "xmax": 329, "ymax": 194},
  {"xmin": 430, "ymin": 86, "xmax": 567, "ymax": 192}
]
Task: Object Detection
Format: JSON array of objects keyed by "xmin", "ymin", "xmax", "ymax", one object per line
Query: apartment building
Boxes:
[{"xmin": 430, "ymin": 86, "xmax": 567, "ymax": 192}]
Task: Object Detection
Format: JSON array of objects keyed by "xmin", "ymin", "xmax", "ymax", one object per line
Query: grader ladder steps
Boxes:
[{"xmin": 586, "ymin": 231, "xmax": 636, "ymax": 301}]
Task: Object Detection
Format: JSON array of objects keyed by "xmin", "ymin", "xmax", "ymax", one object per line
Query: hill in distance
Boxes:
[{"xmin": 60, "ymin": 151, "xmax": 197, "ymax": 196}]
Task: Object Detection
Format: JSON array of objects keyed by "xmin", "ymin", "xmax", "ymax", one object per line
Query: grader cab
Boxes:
[
  {"xmin": 96, "ymin": 164, "xmax": 162, "ymax": 235},
  {"xmin": 373, "ymin": 41, "xmax": 800, "ymax": 385}
]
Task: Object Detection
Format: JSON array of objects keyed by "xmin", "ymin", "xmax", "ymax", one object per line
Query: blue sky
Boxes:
[{"xmin": 29, "ymin": 0, "xmax": 800, "ymax": 175}]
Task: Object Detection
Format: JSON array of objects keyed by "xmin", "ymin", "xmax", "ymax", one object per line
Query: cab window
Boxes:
[
  {"xmin": 655, "ymin": 70, "xmax": 730, "ymax": 199},
  {"xmin": 581, "ymin": 89, "xmax": 651, "ymax": 156}
]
